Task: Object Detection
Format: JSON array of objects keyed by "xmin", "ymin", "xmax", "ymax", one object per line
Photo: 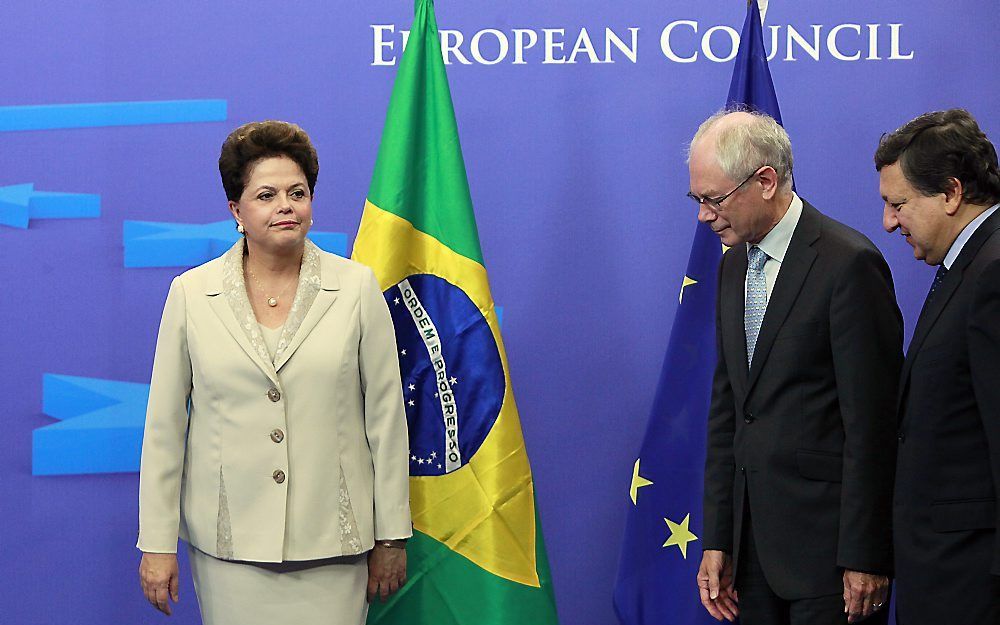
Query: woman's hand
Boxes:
[
  {"xmin": 139, "ymin": 552, "xmax": 180, "ymax": 615},
  {"xmin": 367, "ymin": 542, "xmax": 407, "ymax": 602}
]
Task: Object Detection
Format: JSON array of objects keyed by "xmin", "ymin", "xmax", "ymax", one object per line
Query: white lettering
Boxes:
[
  {"xmin": 513, "ymin": 28, "xmax": 538, "ymax": 64},
  {"xmin": 702, "ymin": 25, "xmax": 739, "ymax": 63},
  {"xmin": 605, "ymin": 27, "xmax": 640, "ymax": 63},
  {"xmin": 369, "ymin": 22, "xmax": 917, "ymax": 66},
  {"xmin": 470, "ymin": 28, "xmax": 509, "ymax": 65},
  {"xmin": 767, "ymin": 25, "xmax": 780, "ymax": 61},
  {"xmin": 543, "ymin": 28, "xmax": 567, "ymax": 64},
  {"xmin": 371, "ymin": 25, "xmax": 396, "ymax": 66},
  {"xmin": 568, "ymin": 28, "xmax": 603, "ymax": 64},
  {"xmin": 827, "ymin": 24, "xmax": 862, "ymax": 61},
  {"xmin": 441, "ymin": 29, "xmax": 472, "ymax": 65},
  {"xmin": 661, "ymin": 20, "xmax": 699, "ymax": 63},
  {"xmin": 398, "ymin": 279, "xmax": 462, "ymax": 473},
  {"xmin": 866, "ymin": 24, "xmax": 881, "ymax": 60},
  {"xmin": 888, "ymin": 24, "xmax": 914, "ymax": 60},
  {"xmin": 785, "ymin": 25, "xmax": 822, "ymax": 61}
]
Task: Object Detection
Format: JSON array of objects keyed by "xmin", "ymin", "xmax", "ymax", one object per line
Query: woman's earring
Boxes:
[
  {"xmin": 236, "ymin": 222, "xmax": 245, "ymax": 234},
  {"xmin": 309, "ymin": 219, "xmax": 314, "ymax": 227}
]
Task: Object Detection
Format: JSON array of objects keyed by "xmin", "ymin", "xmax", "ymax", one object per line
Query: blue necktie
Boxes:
[
  {"xmin": 925, "ymin": 264, "xmax": 949, "ymax": 307},
  {"xmin": 745, "ymin": 246, "xmax": 769, "ymax": 366}
]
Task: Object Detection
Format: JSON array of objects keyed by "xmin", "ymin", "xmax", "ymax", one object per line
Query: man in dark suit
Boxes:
[
  {"xmin": 690, "ymin": 110, "xmax": 903, "ymax": 625},
  {"xmin": 876, "ymin": 108, "xmax": 1000, "ymax": 624}
]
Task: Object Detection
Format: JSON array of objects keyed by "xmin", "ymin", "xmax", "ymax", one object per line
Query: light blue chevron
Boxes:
[
  {"xmin": 0, "ymin": 99, "xmax": 227, "ymax": 132},
  {"xmin": 123, "ymin": 219, "xmax": 349, "ymax": 267},
  {"xmin": 33, "ymin": 374, "xmax": 150, "ymax": 476},
  {"xmin": 0, "ymin": 183, "xmax": 100, "ymax": 228}
]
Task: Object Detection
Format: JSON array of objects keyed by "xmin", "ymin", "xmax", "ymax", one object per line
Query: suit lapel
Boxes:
[
  {"xmin": 723, "ymin": 249, "xmax": 750, "ymax": 398},
  {"xmin": 898, "ymin": 210, "xmax": 1000, "ymax": 407},
  {"xmin": 206, "ymin": 240, "xmax": 280, "ymax": 387},
  {"xmin": 745, "ymin": 202, "xmax": 821, "ymax": 397},
  {"xmin": 274, "ymin": 243, "xmax": 340, "ymax": 372}
]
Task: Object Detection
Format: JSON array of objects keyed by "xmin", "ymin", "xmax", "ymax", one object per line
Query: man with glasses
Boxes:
[{"xmin": 690, "ymin": 110, "xmax": 902, "ymax": 625}]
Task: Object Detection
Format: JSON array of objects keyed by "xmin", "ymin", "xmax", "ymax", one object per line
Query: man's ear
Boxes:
[
  {"xmin": 758, "ymin": 166, "xmax": 780, "ymax": 201},
  {"xmin": 943, "ymin": 177, "xmax": 964, "ymax": 217}
]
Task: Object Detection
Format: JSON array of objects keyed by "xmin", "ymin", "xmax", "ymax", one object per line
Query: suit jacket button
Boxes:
[
  {"xmin": 897, "ymin": 431, "xmax": 905, "ymax": 443},
  {"xmin": 740, "ymin": 466, "xmax": 746, "ymax": 473},
  {"xmin": 270, "ymin": 429, "xmax": 284, "ymax": 443},
  {"xmin": 267, "ymin": 388, "xmax": 281, "ymax": 402},
  {"xmin": 272, "ymin": 469, "xmax": 286, "ymax": 484},
  {"xmin": 744, "ymin": 412, "xmax": 755, "ymax": 424}
]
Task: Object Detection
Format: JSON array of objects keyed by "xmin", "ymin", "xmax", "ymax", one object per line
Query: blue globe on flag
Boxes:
[{"xmin": 384, "ymin": 274, "xmax": 505, "ymax": 476}]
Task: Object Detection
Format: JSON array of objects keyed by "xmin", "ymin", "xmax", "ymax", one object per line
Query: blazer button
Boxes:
[
  {"xmin": 897, "ymin": 431, "xmax": 906, "ymax": 443},
  {"xmin": 744, "ymin": 412, "xmax": 755, "ymax": 424},
  {"xmin": 740, "ymin": 466, "xmax": 746, "ymax": 473},
  {"xmin": 272, "ymin": 469, "xmax": 286, "ymax": 484},
  {"xmin": 270, "ymin": 428, "xmax": 284, "ymax": 443},
  {"xmin": 267, "ymin": 388, "xmax": 281, "ymax": 402}
]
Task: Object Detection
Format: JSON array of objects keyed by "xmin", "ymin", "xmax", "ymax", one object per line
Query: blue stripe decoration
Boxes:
[
  {"xmin": 0, "ymin": 99, "xmax": 227, "ymax": 132},
  {"xmin": 33, "ymin": 374, "xmax": 150, "ymax": 476},
  {"xmin": 0, "ymin": 183, "xmax": 101, "ymax": 228},
  {"xmin": 123, "ymin": 219, "xmax": 349, "ymax": 267}
]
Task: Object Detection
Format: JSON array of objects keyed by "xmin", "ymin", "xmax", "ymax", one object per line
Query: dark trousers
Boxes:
[{"xmin": 736, "ymin": 507, "xmax": 890, "ymax": 625}]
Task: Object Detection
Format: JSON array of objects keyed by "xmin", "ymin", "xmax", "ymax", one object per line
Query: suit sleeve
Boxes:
[
  {"xmin": 358, "ymin": 269, "xmax": 413, "ymax": 541},
  {"xmin": 829, "ymin": 247, "xmax": 903, "ymax": 574},
  {"xmin": 137, "ymin": 277, "xmax": 192, "ymax": 554},
  {"xmin": 702, "ymin": 254, "xmax": 737, "ymax": 553},
  {"xmin": 967, "ymin": 258, "xmax": 1000, "ymax": 575}
]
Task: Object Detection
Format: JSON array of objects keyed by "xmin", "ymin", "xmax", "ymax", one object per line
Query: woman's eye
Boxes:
[
  {"xmin": 258, "ymin": 192, "xmax": 274, "ymax": 201},
  {"xmin": 291, "ymin": 190, "xmax": 305, "ymax": 199}
]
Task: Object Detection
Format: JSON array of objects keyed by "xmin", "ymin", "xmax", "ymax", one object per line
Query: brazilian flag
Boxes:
[{"xmin": 352, "ymin": 1, "xmax": 559, "ymax": 623}]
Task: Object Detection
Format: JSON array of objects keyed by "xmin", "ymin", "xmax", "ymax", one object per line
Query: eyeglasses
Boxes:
[{"xmin": 687, "ymin": 167, "xmax": 765, "ymax": 210}]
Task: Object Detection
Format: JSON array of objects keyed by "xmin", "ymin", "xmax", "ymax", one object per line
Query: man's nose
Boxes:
[{"xmin": 882, "ymin": 204, "xmax": 898, "ymax": 233}]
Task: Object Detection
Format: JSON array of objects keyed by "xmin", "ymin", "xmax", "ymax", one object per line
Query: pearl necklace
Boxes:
[{"xmin": 246, "ymin": 262, "xmax": 297, "ymax": 307}]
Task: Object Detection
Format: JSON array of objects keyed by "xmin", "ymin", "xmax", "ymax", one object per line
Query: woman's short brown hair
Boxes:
[{"xmin": 218, "ymin": 121, "xmax": 319, "ymax": 201}]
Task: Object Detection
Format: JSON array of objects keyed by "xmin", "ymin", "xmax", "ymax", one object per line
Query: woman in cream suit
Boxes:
[{"xmin": 137, "ymin": 121, "xmax": 411, "ymax": 624}]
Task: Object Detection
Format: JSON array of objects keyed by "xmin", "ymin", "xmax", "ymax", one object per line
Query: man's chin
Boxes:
[{"xmin": 717, "ymin": 229, "xmax": 740, "ymax": 247}]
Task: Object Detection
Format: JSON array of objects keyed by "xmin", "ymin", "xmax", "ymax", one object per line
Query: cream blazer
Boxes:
[{"xmin": 137, "ymin": 239, "xmax": 411, "ymax": 562}]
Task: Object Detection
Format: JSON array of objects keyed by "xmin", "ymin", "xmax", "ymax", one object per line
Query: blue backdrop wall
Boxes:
[{"xmin": 2, "ymin": 1, "xmax": 998, "ymax": 623}]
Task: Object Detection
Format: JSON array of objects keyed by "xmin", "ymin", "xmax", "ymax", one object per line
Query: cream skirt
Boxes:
[{"xmin": 187, "ymin": 545, "xmax": 369, "ymax": 625}]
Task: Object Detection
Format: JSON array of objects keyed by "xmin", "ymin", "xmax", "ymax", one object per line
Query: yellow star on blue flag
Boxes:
[
  {"xmin": 662, "ymin": 513, "xmax": 698, "ymax": 559},
  {"xmin": 629, "ymin": 459, "xmax": 653, "ymax": 505}
]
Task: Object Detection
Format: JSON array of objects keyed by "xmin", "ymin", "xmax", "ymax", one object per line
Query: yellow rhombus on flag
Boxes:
[{"xmin": 352, "ymin": 1, "xmax": 559, "ymax": 623}]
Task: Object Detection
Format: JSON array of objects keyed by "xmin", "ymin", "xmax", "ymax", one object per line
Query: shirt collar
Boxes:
[
  {"xmin": 943, "ymin": 203, "xmax": 999, "ymax": 269},
  {"xmin": 747, "ymin": 192, "xmax": 803, "ymax": 263}
]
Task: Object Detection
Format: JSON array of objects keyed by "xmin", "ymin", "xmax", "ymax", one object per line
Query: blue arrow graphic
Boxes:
[
  {"xmin": 33, "ymin": 374, "xmax": 150, "ymax": 476},
  {"xmin": 0, "ymin": 99, "xmax": 227, "ymax": 132},
  {"xmin": 123, "ymin": 219, "xmax": 349, "ymax": 267},
  {"xmin": 0, "ymin": 183, "xmax": 100, "ymax": 228}
]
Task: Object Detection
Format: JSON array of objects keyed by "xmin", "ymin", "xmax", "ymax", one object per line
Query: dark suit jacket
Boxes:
[
  {"xmin": 894, "ymin": 208, "xmax": 1000, "ymax": 624},
  {"xmin": 702, "ymin": 200, "xmax": 903, "ymax": 599}
]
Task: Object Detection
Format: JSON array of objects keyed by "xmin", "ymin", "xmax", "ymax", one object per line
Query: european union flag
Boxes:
[{"xmin": 613, "ymin": 2, "xmax": 783, "ymax": 623}]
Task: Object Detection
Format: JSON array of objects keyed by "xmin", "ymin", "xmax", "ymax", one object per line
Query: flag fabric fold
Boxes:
[
  {"xmin": 353, "ymin": 1, "xmax": 558, "ymax": 623},
  {"xmin": 613, "ymin": 2, "xmax": 784, "ymax": 623}
]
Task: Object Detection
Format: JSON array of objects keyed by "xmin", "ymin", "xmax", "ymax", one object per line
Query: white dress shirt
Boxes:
[
  {"xmin": 942, "ymin": 203, "xmax": 1000, "ymax": 269},
  {"xmin": 745, "ymin": 193, "xmax": 804, "ymax": 305}
]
